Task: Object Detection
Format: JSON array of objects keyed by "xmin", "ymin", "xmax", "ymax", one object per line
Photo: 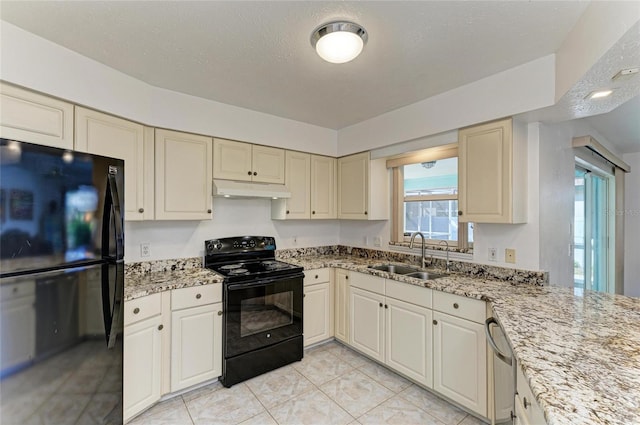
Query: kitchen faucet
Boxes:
[
  {"xmin": 439, "ymin": 240, "xmax": 450, "ymax": 272},
  {"xmin": 409, "ymin": 232, "xmax": 427, "ymax": 269}
]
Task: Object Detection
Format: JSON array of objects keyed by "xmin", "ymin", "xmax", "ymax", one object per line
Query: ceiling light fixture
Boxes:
[
  {"xmin": 311, "ymin": 21, "xmax": 367, "ymax": 64},
  {"xmin": 586, "ymin": 89, "xmax": 614, "ymax": 100}
]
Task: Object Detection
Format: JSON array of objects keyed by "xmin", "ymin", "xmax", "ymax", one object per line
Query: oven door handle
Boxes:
[{"xmin": 226, "ymin": 274, "xmax": 304, "ymax": 290}]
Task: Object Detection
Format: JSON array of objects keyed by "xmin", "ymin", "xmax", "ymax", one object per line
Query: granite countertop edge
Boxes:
[{"xmin": 124, "ymin": 254, "xmax": 640, "ymax": 425}]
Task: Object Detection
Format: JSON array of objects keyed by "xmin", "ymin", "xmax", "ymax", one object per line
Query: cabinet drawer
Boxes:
[
  {"xmin": 385, "ymin": 279, "xmax": 432, "ymax": 309},
  {"xmin": 349, "ymin": 272, "xmax": 385, "ymax": 295},
  {"xmin": 433, "ymin": 291, "xmax": 485, "ymax": 323},
  {"xmin": 304, "ymin": 268, "xmax": 330, "ymax": 286},
  {"xmin": 516, "ymin": 366, "xmax": 546, "ymax": 424},
  {"xmin": 0, "ymin": 280, "xmax": 36, "ymax": 302},
  {"xmin": 172, "ymin": 284, "xmax": 221, "ymax": 310},
  {"xmin": 124, "ymin": 293, "xmax": 162, "ymax": 326}
]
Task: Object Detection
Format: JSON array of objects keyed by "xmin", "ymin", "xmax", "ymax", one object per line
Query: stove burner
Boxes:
[
  {"xmin": 228, "ymin": 268, "xmax": 249, "ymax": 275},
  {"xmin": 220, "ymin": 264, "xmax": 244, "ymax": 271},
  {"xmin": 263, "ymin": 262, "xmax": 288, "ymax": 270}
]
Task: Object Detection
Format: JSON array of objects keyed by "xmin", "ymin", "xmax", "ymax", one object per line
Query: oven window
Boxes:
[{"xmin": 240, "ymin": 291, "xmax": 293, "ymax": 337}]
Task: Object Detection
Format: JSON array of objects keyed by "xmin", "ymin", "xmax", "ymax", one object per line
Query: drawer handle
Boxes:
[
  {"xmin": 218, "ymin": 311, "xmax": 223, "ymax": 316},
  {"xmin": 453, "ymin": 303, "xmax": 459, "ymax": 309},
  {"xmin": 315, "ymin": 275, "xmax": 319, "ymax": 279},
  {"xmin": 196, "ymin": 293, "xmax": 202, "ymax": 299},
  {"xmin": 133, "ymin": 307, "xmax": 140, "ymax": 314},
  {"xmin": 138, "ymin": 208, "xmax": 144, "ymax": 213},
  {"xmin": 158, "ymin": 324, "xmax": 164, "ymax": 331},
  {"xmin": 523, "ymin": 397, "xmax": 531, "ymax": 409},
  {"xmin": 433, "ymin": 320, "xmax": 438, "ymax": 325}
]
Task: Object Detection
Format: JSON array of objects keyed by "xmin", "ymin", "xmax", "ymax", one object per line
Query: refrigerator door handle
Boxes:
[
  {"xmin": 101, "ymin": 262, "xmax": 124, "ymax": 349},
  {"xmin": 102, "ymin": 171, "xmax": 124, "ymax": 261}
]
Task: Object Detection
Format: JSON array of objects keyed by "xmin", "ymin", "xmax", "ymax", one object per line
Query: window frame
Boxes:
[{"xmin": 388, "ymin": 144, "xmax": 470, "ymax": 250}]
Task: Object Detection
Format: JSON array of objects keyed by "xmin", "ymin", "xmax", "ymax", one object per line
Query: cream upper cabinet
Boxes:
[
  {"xmin": 213, "ymin": 138, "xmax": 285, "ymax": 184},
  {"xmin": 155, "ymin": 129, "xmax": 213, "ymax": 220},
  {"xmin": 284, "ymin": 151, "xmax": 311, "ymax": 219},
  {"xmin": 334, "ymin": 269, "xmax": 350, "ymax": 343},
  {"xmin": 75, "ymin": 107, "xmax": 154, "ymax": 221},
  {"xmin": 0, "ymin": 82, "xmax": 74, "ymax": 149},
  {"xmin": 338, "ymin": 152, "xmax": 388, "ymax": 220},
  {"xmin": 458, "ymin": 117, "xmax": 527, "ymax": 223},
  {"xmin": 311, "ymin": 155, "xmax": 337, "ymax": 219}
]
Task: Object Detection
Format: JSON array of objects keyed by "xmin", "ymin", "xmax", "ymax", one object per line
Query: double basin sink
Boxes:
[{"xmin": 367, "ymin": 264, "xmax": 448, "ymax": 281}]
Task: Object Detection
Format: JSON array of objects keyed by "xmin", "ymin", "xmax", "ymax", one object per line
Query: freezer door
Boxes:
[{"xmin": 0, "ymin": 264, "xmax": 123, "ymax": 424}]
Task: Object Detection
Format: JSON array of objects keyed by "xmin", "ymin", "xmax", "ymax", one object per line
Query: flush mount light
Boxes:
[
  {"xmin": 311, "ymin": 21, "xmax": 367, "ymax": 64},
  {"xmin": 586, "ymin": 89, "xmax": 614, "ymax": 100}
]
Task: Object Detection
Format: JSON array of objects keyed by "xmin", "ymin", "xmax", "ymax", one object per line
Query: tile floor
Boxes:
[{"xmin": 130, "ymin": 340, "xmax": 487, "ymax": 425}]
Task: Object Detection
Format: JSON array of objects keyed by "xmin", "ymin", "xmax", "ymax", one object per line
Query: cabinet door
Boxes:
[
  {"xmin": 75, "ymin": 107, "xmax": 150, "ymax": 221},
  {"xmin": 338, "ymin": 152, "xmax": 369, "ymax": 219},
  {"xmin": 0, "ymin": 82, "xmax": 74, "ymax": 149},
  {"xmin": 213, "ymin": 138, "xmax": 253, "ymax": 182},
  {"xmin": 285, "ymin": 151, "xmax": 311, "ymax": 219},
  {"xmin": 124, "ymin": 314, "xmax": 163, "ymax": 421},
  {"xmin": 311, "ymin": 155, "xmax": 336, "ymax": 219},
  {"xmin": 385, "ymin": 297, "xmax": 432, "ymax": 388},
  {"xmin": 155, "ymin": 129, "xmax": 212, "ymax": 220},
  {"xmin": 252, "ymin": 145, "xmax": 285, "ymax": 184},
  {"xmin": 171, "ymin": 303, "xmax": 222, "ymax": 392},
  {"xmin": 458, "ymin": 118, "xmax": 513, "ymax": 223},
  {"xmin": 304, "ymin": 282, "xmax": 331, "ymax": 347},
  {"xmin": 334, "ymin": 270, "xmax": 350, "ymax": 343},
  {"xmin": 0, "ymin": 296, "xmax": 36, "ymax": 372},
  {"xmin": 350, "ymin": 287, "xmax": 385, "ymax": 362},
  {"xmin": 433, "ymin": 311, "xmax": 487, "ymax": 416}
]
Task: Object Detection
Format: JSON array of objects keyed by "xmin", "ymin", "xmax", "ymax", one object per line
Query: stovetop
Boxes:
[{"xmin": 204, "ymin": 236, "xmax": 303, "ymax": 283}]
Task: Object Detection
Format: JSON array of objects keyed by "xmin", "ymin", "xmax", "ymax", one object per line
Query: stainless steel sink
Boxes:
[
  {"xmin": 405, "ymin": 271, "xmax": 449, "ymax": 280},
  {"xmin": 368, "ymin": 264, "xmax": 420, "ymax": 275}
]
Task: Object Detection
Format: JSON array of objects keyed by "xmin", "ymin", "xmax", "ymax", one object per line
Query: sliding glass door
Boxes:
[{"xmin": 574, "ymin": 166, "xmax": 613, "ymax": 293}]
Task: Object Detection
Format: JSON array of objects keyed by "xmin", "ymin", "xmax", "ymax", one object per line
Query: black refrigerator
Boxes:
[{"xmin": 0, "ymin": 138, "xmax": 124, "ymax": 424}]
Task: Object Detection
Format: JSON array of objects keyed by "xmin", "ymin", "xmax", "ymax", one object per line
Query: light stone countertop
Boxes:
[{"xmin": 123, "ymin": 253, "xmax": 640, "ymax": 425}]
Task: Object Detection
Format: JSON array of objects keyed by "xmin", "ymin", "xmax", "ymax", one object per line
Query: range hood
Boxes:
[{"xmin": 213, "ymin": 179, "xmax": 291, "ymax": 199}]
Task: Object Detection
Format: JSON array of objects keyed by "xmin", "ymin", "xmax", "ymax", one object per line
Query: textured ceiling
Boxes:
[{"xmin": 0, "ymin": 1, "xmax": 590, "ymax": 130}]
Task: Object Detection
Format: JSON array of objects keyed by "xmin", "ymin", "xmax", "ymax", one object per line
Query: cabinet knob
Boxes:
[
  {"xmin": 253, "ymin": 172, "xmax": 257, "ymax": 176},
  {"xmin": 315, "ymin": 275, "xmax": 319, "ymax": 279},
  {"xmin": 379, "ymin": 302, "xmax": 383, "ymax": 307},
  {"xmin": 523, "ymin": 397, "xmax": 531, "ymax": 409},
  {"xmin": 384, "ymin": 304, "xmax": 388, "ymax": 309},
  {"xmin": 458, "ymin": 210, "xmax": 463, "ymax": 216},
  {"xmin": 138, "ymin": 208, "xmax": 144, "ymax": 213},
  {"xmin": 217, "ymin": 311, "xmax": 223, "ymax": 316},
  {"xmin": 196, "ymin": 293, "xmax": 202, "ymax": 299},
  {"xmin": 248, "ymin": 171, "xmax": 252, "ymax": 175},
  {"xmin": 433, "ymin": 320, "xmax": 438, "ymax": 325},
  {"xmin": 12, "ymin": 287, "xmax": 18, "ymax": 294},
  {"xmin": 345, "ymin": 276, "xmax": 348, "ymax": 280},
  {"xmin": 453, "ymin": 303, "xmax": 459, "ymax": 309},
  {"xmin": 303, "ymin": 294, "xmax": 306, "ymax": 298},
  {"xmin": 364, "ymin": 211, "xmax": 368, "ymax": 215},
  {"xmin": 133, "ymin": 307, "xmax": 140, "ymax": 314},
  {"xmin": 208, "ymin": 209, "xmax": 212, "ymax": 214},
  {"xmin": 158, "ymin": 324, "xmax": 164, "ymax": 331},
  {"xmin": 286, "ymin": 210, "xmax": 290, "ymax": 214}
]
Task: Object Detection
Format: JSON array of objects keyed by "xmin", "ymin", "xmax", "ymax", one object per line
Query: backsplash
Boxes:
[{"xmin": 125, "ymin": 257, "xmax": 202, "ymax": 277}]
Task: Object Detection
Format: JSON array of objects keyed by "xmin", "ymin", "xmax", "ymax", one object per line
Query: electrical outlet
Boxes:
[
  {"xmin": 505, "ymin": 248, "xmax": 516, "ymax": 264},
  {"xmin": 374, "ymin": 237, "xmax": 381, "ymax": 247},
  {"xmin": 488, "ymin": 248, "xmax": 497, "ymax": 261},
  {"xmin": 140, "ymin": 243, "xmax": 150, "ymax": 258}
]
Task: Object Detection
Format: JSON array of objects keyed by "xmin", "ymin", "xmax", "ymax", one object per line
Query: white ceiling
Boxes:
[{"xmin": 0, "ymin": 1, "xmax": 638, "ymax": 153}]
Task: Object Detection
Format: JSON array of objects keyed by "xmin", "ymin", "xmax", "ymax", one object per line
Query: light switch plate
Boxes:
[
  {"xmin": 488, "ymin": 248, "xmax": 497, "ymax": 261},
  {"xmin": 505, "ymin": 248, "xmax": 516, "ymax": 264}
]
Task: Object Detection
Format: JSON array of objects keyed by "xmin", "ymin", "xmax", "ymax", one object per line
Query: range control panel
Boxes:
[{"xmin": 205, "ymin": 236, "xmax": 276, "ymax": 256}]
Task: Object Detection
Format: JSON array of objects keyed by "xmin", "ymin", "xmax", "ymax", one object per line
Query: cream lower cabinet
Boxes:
[
  {"xmin": 334, "ymin": 269, "xmax": 350, "ymax": 343},
  {"xmin": 349, "ymin": 273, "xmax": 433, "ymax": 388},
  {"xmin": 303, "ymin": 269, "xmax": 333, "ymax": 347},
  {"xmin": 170, "ymin": 285, "xmax": 222, "ymax": 392},
  {"xmin": 0, "ymin": 82, "xmax": 74, "ymax": 149},
  {"xmin": 123, "ymin": 294, "xmax": 164, "ymax": 422},
  {"xmin": 75, "ymin": 107, "xmax": 154, "ymax": 221},
  {"xmin": 432, "ymin": 291, "xmax": 487, "ymax": 417},
  {"xmin": 515, "ymin": 364, "xmax": 546, "ymax": 425},
  {"xmin": 155, "ymin": 129, "xmax": 213, "ymax": 220},
  {"xmin": 0, "ymin": 281, "xmax": 36, "ymax": 373}
]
